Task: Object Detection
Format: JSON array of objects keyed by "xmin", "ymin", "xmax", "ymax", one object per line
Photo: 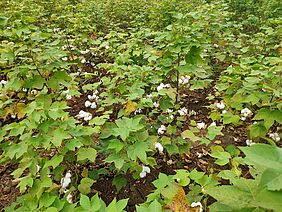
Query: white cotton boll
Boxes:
[
  {"xmin": 66, "ymin": 192, "xmax": 73, "ymax": 203},
  {"xmin": 241, "ymin": 108, "xmax": 252, "ymax": 117},
  {"xmin": 183, "ymin": 78, "xmax": 189, "ymax": 84},
  {"xmin": 191, "ymin": 202, "xmax": 203, "ymax": 212},
  {"xmin": 269, "ymin": 133, "xmax": 280, "ymax": 142},
  {"xmin": 66, "ymin": 94, "xmax": 72, "ymax": 100},
  {"xmin": 53, "ymin": 28, "xmax": 60, "ymax": 33},
  {"xmin": 209, "ymin": 122, "xmax": 216, "ymax": 127},
  {"xmin": 0, "ymin": 80, "xmax": 7, "ymax": 85},
  {"xmin": 142, "ymin": 166, "xmax": 150, "ymax": 173},
  {"xmin": 216, "ymin": 102, "xmax": 225, "ymax": 110},
  {"xmin": 147, "ymin": 93, "xmax": 153, "ymax": 98},
  {"xmin": 191, "ymin": 110, "xmax": 197, "ymax": 116},
  {"xmin": 85, "ymin": 101, "xmax": 92, "ymax": 108},
  {"xmin": 246, "ymin": 139, "xmax": 255, "ymax": 146},
  {"xmin": 31, "ymin": 90, "xmax": 38, "ymax": 95},
  {"xmin": 153, "ymin": 102, "xmax": 159, "ymax": 108},
  {"xmin": 90, "ymin": 102, "xmax": 97, "ymax": 109},
  {"xmin": 241, "ymin": 116, "xmax": 246, "ymax": 121},
  {"xmin": 61, "ymin": 172, "xmax": 72, "ymax": 189},
  {"xmin": 62, "ymin": 57, "xmax": 68, "ymax": 61},
  {"xmin": 158, "ymin": 125, "xmax": 166, "ymax": 135},
  {"xmin": 197, "ymin": 122, "xmax": 206, "ymax": 129},
  {"xmin": 157, "ymin": 83, "xmax": 165, "ymax": 91},
  {"xmin": 83, "ymin": 113, "xmax": 92, "ymax": 121},
  {"xmin": 155, "ymin": 142, "xmax": 164, "ymax": 153},
  {"xmin": 178, "ymin": 107, "xmax": 188, "ymax": 116},
  {"xmin": 166, "ymin": 109, "xmax": 173, "ymax": 113},
  {"xmin": 140, "ymin": 171, "xmax": 147, "ymax": 178},
  {"xmin": 81, "ymin": 58, "xmax": 86, "ymax": 64}
]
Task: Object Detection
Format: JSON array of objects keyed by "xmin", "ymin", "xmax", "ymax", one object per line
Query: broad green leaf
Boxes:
[{"xmin": 77, "ymin": 148, "xmax": 97, "ymax": 162}]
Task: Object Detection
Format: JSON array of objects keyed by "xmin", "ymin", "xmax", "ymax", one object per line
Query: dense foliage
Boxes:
[{"xmin": 0, "ymin": 0, "xmax": 281, "ymax": 211}]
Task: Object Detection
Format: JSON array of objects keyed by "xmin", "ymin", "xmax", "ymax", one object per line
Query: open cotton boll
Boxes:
[
  {"xmin": 209, "ymin": 122, "xmax": 216, "ymax": 127},
  {"xmin": 197, "ymin": 122, "xmax": 206, "ymax": 129},
  {"xmin": 269, "ymin": 133, "xmax": 280, "ymax": 142},
  {"xmin": 85, "ymin": 100, "xmax": 92, "ymax": 108},
  {"xmin": 190, "ymin": 202, "xmax": 203, "ymax": 212},
  {"xmin": 241, "ymin": 108, "xmax": 252, "ymax": 117},
  {"xmin": 178, "ymin": 107, "xmax": 188, "ymax": 116},
  {"xmin": 155, "ymin": 142, "xmax": 164, "ymax": 153},
  {"xmin": 61, "ymin": 171, "xmax": 72, "ymax": 189},
  {"xmin": 142, "ymin": 165, "xmax": 150, "ymax": 173},
  {"xmin": 216, "ymin": 102, "xmax": 225, "ymax": 110},
  {"xmin": 153, "ymin": 102, "xmax": 159, "ymax": 108},
  {"xmin": 90, "ymin": 102, "xmax": 97, "ymax": 109},
  {"xmin": 158, "ymin": 125, "xmax": 166, "ymax": 135},
  {"xmin": 246, "ymin": 139, "xmax": 255, "ymax": 146}
]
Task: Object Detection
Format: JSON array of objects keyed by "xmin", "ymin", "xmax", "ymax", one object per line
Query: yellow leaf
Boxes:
[
  {"xmin": 169, "ymin": 186, "xmax": 189, "ymax": 212},
  {"xmin": 125, "ymin": 100, "xmax": 137, "ymax": 114},
  {"xmin": 15, "ymin": 103, "xmax": 26, "ymax": 119}
]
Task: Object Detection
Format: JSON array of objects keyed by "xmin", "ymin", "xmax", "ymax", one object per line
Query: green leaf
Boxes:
[
  {"xmin": 77, "ymin": 148, "xmax": 97, "ymax": 162},
  {"xmin": 260, "ymin": 168, "xmax": 282, "ymax": 191},
  {"xmin": 112, "ymin": 175, "xmax": 127, "ymax": 192},
  {"xmin": 78, "ymin": 178, "xmax": 95, "ymax": 194},
  {"xmin": 173, "ymin": 170, "xmax": 190, "ymax": 186},
  {"xmin": 44, "ymin": 155, "xmax": 64, "ymax": 169}
]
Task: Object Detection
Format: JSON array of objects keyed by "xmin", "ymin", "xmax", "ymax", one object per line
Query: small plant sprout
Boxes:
[
  {"xmin": 215, "ymin": 102, "xmax": 225, "ymax": 110},
  {"xmin": 158, "ymin": 125, "xmax": 166, "ymax": 135},
  {"xmin": 197, "ymin": 122, "xmax": 206, "ymax": 129},
  {"xmin": 61, "ymin": 171, "xmax": 72, "ymax": 189},
  {"xmin": 269, "ymin": 133, "xmax": 280, "ymax": 142},
  {"xmin": 155, "ymin": 142, "xmax": 164, "ymax": 153},
  {"xmin": 178, "ymin": 107, "xmax": 188, "ymax": 116},
  {"xmin": 140, "ymin": 165, "xmax": 150, "ymax": 178},
  {"xmin": 157, "ymin": 83, "xmax": 171, "ymax": 91},
  {"xmin": 178, "ymin": 75, "xmax": 191, "ymax": 85},
  {"xmin": 191, "ymin": 201, "xmax": 203, "ymax": 212}
]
